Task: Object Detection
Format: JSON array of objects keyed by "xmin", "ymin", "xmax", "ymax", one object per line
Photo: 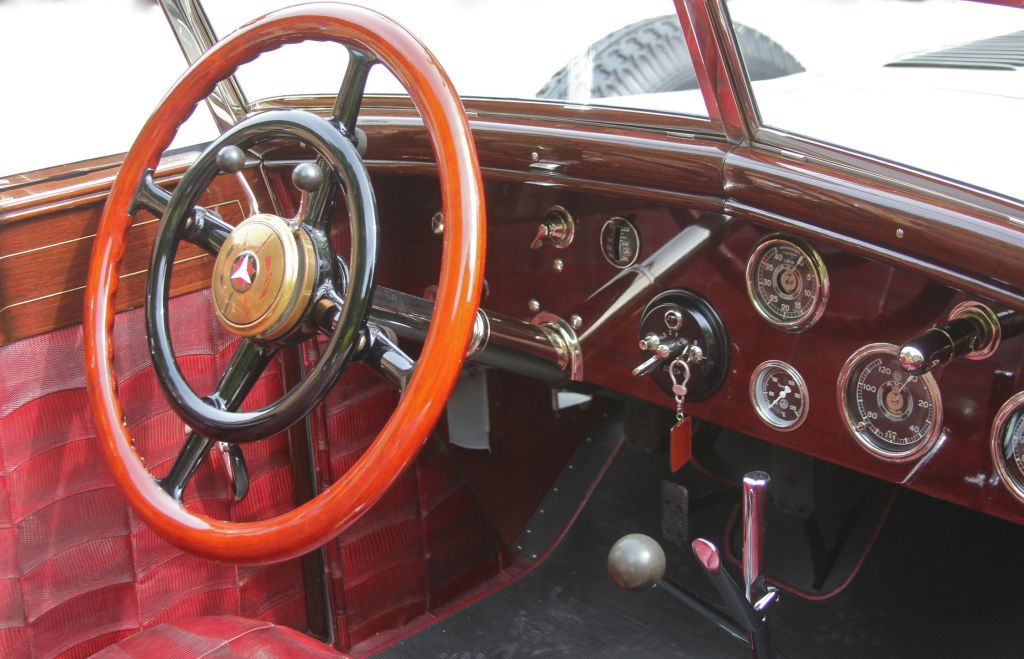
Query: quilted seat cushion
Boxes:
[{"xmin": 90, "ymin": 615, "xmax": 343, "ymax": 658}]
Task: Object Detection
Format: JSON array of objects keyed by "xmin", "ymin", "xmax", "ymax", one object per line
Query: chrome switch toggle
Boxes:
[{"xmin": 529, "ymin": 205, "xmax": 575, "ymax": 250}]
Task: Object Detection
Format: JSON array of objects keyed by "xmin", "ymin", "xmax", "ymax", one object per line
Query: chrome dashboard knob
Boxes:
[{"xmin": 529, "ymin": 205, "xmax": 575, "ymax": 250}]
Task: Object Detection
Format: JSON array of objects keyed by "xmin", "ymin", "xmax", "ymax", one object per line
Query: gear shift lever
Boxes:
[
  {"xmin": 607, "ymin": 471, "xmax": 780, "ymax": 658},
  {"xmin": 743, "ymin": 471, "xmax": 770, "ymax": 604}
]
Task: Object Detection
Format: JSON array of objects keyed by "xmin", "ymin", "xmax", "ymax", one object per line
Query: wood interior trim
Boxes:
[
  {"xmin": 0, "ymin": 150, "xmax": 202, "ymax": 218},
  {"xmin": 363, "ymin": 161, "xmax": 724, "ymax": 213},
  {"xmin": 0, "ymin": 173, "xmax": 267, "ymax": 346}
]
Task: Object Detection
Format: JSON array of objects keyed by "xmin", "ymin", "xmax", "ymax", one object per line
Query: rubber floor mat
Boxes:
[{"xmin": 375, "ymin": 444, "xmax": 1024, "ymax": 658}]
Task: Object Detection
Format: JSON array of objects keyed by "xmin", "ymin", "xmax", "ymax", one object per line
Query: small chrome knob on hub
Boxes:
[
  {"xmin": 216, "ymin": 145, "xmax": 246, "ymax": 173},
  {"xmin": 292, "ymin": 162, "xmax": 325, "ymax": 193}
]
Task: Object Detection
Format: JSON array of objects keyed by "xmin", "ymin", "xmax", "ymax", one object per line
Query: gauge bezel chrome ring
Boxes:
[
  {"xmin": 745, "ymin": 236, "xmax": 829, "ymax": 333},
  {"xmin": 837, "ymin": 342, "xmax": 944, "ymax": 464},
  {"xmin": 989, "ymin": 390, "xmax": 1024, "ymax": 504},
  {"xmin": 949, "ymin": 300, "xmax": 1001, "ymax": 361},
  {"xmin": 749, "ymin": 359, "xmax": 809, "ymax": 432},
  {"xmin": 600, "ymin": 216, "xmax": 641, "ymax": 269}
]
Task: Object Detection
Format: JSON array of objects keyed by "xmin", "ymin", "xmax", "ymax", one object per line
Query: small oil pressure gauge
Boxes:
[
  {"xmin": 750, "ymin": 360, "xmax": 809, "ymax": 431},
  {"xmin": 601, "ymin": 216, "xmax": 641, "ymax": 268}
]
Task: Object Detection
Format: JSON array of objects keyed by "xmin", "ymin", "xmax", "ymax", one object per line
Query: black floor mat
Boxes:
[{"xmin": 375, "ymin": 444, "xmax": 1024, "ymax": 659}]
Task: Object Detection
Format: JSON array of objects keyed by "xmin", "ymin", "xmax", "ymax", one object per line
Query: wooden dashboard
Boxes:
[{"xmin": 2, "ymin": 105, "xmax": 1023, "ymax": 527}]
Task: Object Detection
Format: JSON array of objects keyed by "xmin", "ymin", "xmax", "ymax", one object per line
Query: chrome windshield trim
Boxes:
[
  {"xmin": 249, "ymin": 94, "xmax": 725, "ymax": 140},
  {"xmin": 158, "ymin": 0, "xmax": 248, "ymax": 130}
]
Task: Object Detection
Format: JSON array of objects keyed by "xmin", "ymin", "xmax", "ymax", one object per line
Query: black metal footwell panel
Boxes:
[{"xmin": 375, "ymin": 442, "xmax": 1024, "ymax": 659}]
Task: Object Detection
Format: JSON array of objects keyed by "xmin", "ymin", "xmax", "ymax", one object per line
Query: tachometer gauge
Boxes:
[
  {"xmin": 746, "ymin": 237, "xmax": 828, "ymax": 331},
  {"xmin": 750, "ymin": 360, "xmax": 809, "ymax": 431},
  {"xmin": 838, "ymin": 343, "xmax": 943, "ymax": 463},
  {"xmin": 990, "ymin": 392, "xmax": 1024, "ymax": 504}
]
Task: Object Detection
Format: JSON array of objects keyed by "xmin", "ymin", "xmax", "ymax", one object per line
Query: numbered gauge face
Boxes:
[
  {"xmin": 838, "ymin": 343, "xmax": 943, "ymax": 463},
  {"xmin": 745, "ymin": 238, "xmax": 828, "ymax": 331},
  {"xmin": 601, "ymin": 217, "xmax": 641, "ymax": 268},
  {"xmin": 990, "ymin": 392, "xmax": 1024, "ymax": 504},
  {"xmin": 750, "ymin": 360, "xmax": 809, "ymax": 431}
]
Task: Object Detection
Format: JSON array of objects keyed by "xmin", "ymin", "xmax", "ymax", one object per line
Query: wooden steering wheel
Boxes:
[{"xmin": 84, "ymin": 3, "xmax": 485, "ymax": 564}]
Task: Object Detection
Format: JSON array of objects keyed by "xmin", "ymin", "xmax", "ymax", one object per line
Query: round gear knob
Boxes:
[{"xmin": 607, "ymin": 533, "xmax": 666, "ymax": 591}]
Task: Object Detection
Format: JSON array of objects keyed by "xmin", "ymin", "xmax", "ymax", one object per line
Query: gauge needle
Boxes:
[
  {"xmin": 768, "ymin": 385, "xmax": 792, "ymax": 409},
  {"xmin": 895, "ymin": 376, "xmax": 917, "ymax": 394}
]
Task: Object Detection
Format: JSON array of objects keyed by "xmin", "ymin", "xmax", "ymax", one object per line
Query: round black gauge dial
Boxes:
[
  {"xmin": 746, "ymin": 238, "xmax": 828, "ymax": 331},
  {"xmin": 601, "ymin": 217, "xmax": 640, "ymax": 268},
  {"xmin": 990, "ymin": 392, "xmax": 1024, "ymax": 504},
  {"xmin": 750, "ymin": 360, "xmax": 808, "ymax": 431},
  {"xmin": 838, "ymin": 343, "xmax": 943, "ymax": 463}
]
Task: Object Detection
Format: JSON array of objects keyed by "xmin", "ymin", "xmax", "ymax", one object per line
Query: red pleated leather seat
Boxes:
[{"xmin": 91, "ymin": 615, "xmax": 344, "ymax": 658}]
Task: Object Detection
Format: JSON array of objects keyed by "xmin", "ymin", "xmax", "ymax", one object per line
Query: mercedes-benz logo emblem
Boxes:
[{"xmin": 229, "ymin": 251, "xmax": 259, "ymax": 293}]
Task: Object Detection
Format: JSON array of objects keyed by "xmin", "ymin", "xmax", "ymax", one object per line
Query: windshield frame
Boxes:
[
  {"xmin": 698, "ymin": 0, "xmax": 1024, "ymax": 213},
  {"xmin": 162, "ymin": 0, "xmax": 725, "ymax": 139}
]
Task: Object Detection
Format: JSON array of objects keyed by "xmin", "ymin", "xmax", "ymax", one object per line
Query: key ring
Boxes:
[{"xmin": 670, "ymin": 357, "xmax": 691, "ymax": 393}]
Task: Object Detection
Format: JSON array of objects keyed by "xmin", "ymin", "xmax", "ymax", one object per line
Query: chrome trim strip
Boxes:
[{"xmin": 158, "ymin": 0, "xmax": 248, "ymax": 130}]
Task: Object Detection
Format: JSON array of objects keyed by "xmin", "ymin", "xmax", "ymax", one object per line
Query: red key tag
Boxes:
[
  {"xmin": 671, "ymin": 415, "xmax": 693, "ymax": 472},
  {"xmin": 668, "ymin": 356, "xmax": 692, "ymax": 472}
]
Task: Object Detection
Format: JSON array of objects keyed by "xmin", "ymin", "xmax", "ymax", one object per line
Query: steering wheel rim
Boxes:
[{"xmin": 84, "ymin": 2, "xmax": 486, "ymax": 564}]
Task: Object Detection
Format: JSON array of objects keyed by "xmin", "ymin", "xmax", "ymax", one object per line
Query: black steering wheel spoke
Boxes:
[
  {"xmin": 331, "ymin": 47, "xmax": 375, "ymax": 133},
  {"xmin": 148, "ymin": 110, "xmax": 377, "ymax": 443},
  {"xmin": 157, "ymin": 338, "xmax": 274, "ymax": 500},
  {"xmin": 181, "ymin": 205, "xmax": 233, "ymax": 256},
  {"xmin": 209, "ymin": 338, "xmax": 278, "ymax": 410},
  {"xmin": 288, "ymin": 47, "xmax": 376, "ymax": 232},
  {"xmin": 131, "ymin": 168, "xmax": 232, "ymax": 256},
  {"xmin": 310, "ymin": 291, "xmax": 411, "ymax": 392}
]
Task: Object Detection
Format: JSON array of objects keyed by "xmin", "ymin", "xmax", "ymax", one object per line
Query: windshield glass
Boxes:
[
  {"xmin": 726, "ymin": 0, "xmax": 1024, "ymax": 201},
  {"xmin": 203, "ymin": 0, "xmax": 711, "ymax": 120},
  {"xmin": 0, "ymin": 0, "xmax": 217, "ymax": 179}
]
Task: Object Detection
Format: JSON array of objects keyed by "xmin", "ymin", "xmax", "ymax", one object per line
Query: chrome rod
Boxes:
[
  {"xmin": 742, "ymin": 471, "xmax": 770, "ymax": 604},
  {"xmin": 368, "ymin": 287, "xmax": 576, "ymax": 384}
]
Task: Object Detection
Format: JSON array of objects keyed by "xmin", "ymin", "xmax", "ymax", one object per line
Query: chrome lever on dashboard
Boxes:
[
  {"xmin": 631, "ymin": 338, "xmax": 688, "ymax": 378},
  {"xmin": 529, "ymin": 205, "xmax": 575, "ymax": 250},
  {"xmin": 898, "ymin": 302, "xmax": 1022, "ymax": 376}
]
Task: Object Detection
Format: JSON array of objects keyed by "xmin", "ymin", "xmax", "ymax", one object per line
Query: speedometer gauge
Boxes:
[
  {"xmin": 745, "ymin": 237, "xmax": 828, "ymax": 331},
  {"xmin": 838, "ymin": 343, "xmax": 943, "ymax": 463},
  {"xmin": 990, "ymin": 392, "xmax": 1024, "ymax": 504},
  {"xmin": 750, "ymin": 360, "xmax": 808, "ymax": 431}
]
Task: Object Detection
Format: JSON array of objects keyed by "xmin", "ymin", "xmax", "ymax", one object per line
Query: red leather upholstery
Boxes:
[
  {"xmin": 0, "ymin": 287, "xmax": 507, "ymax": 656},
  {"xmin": 90, "ymin": 615, "xmax": 343, "ymax": 658},
  {"xmin": 0, "ymin": 292, "xmax": 307, "ymax": 657}
]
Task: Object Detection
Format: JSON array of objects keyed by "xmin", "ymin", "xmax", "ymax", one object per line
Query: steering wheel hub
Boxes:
[{"xmin": 211, "ymin": 213, "xmax": 317, "ymax": 339}]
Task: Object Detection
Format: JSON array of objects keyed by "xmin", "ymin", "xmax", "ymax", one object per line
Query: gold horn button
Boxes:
[{"xmin": 211, "ymin": 214, "xmax": 317, "ymax": 339}]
